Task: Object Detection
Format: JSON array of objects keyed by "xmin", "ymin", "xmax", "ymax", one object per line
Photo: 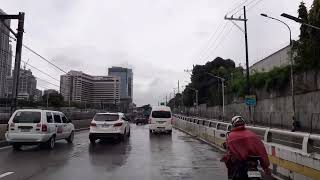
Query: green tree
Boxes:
[{"xmin": 295, "ymin": 0, "xmax": 320, "ymax": 70}]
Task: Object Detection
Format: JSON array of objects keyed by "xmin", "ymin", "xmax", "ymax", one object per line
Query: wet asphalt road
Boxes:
[{"xmin": 0, "ymin": 124, "xmax": 227, "ymax": 180}]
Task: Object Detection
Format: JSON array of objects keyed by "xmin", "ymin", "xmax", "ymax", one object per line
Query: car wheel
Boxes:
[
  {"xmin": 168, "ymin": 130, "xmax": 172, "ymax": 135},
  {"xmin": 47, "ymin": 136, "xmax": 55, "ymax": 150},
  {"xmin": 149, "ymin": 129, "xmax": 153, "ymax": 134},
  {"xmin": 12, "ymin": 143, "xmax": 22, "ymax": 151},
  {"xmin": 66, "ymin": 131, "xmax": 74, "ymax": 144}
]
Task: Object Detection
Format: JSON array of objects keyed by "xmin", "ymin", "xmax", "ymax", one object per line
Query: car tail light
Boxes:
[
  {"xmin": 114, "ymin": 122, "xmax": 123, "ymax": 127},
  {"xmin": 42, "ymin": 124, "xmax": 48, "ymax": 132},
  {"xmin": 90, "ymin": 122, "xmax": 96, "ymax": 127},
  {"xmin": 148, "ymin": 119, "xmax": 151, "ymax": 124}
]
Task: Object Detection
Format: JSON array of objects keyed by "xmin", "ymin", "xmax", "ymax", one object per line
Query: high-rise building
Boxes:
[
  {"xmin": 108, "ymin": 67, "xmax": 133, "ymax": 100},
  {"xmin": 60, "ymin": 71, "xmax": 120, "ymax": 105},
  {"xmin": 6, "ymin": 69, "xmax": 37, "ymax": 100},
  {"xmin": 0, "ymin": 9, "xmax": 11, "ymax": 98},
  {"xmin": 34, "ymin": 89, "xmax": 43, "ymax": 102}
]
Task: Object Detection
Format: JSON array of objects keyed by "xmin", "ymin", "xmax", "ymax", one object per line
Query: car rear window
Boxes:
[
  {"xmin": 94, "ymin": 114, "xmax": 119, "ymax": 121},
  {"xmin": 13, "ymin": 111, "xmax": 41, "ymax": 123},
  {"xmin": 152, "ymin": 111, "xmax": 171, "ymax": 118}
]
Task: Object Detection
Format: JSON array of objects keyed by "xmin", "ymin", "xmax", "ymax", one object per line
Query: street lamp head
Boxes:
[
  {"xmin": 260, "ymin": 13, "xmax": 268, "ymax": 17},
  {"xmin": 281, "ymin": 13, "xmax": 304, "ymax": 23}
]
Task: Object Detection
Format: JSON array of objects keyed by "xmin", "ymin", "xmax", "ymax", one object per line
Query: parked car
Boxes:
[
  {"xmin": 6, "ymin": 109, "xmax": 75, "ymax": 150},
  {"xmin": 89, "ymin": 112, "xmax": 130, "ymax": 143},
  {"xmin": 149, "ymin": 106, "xmax": 172, "ymax": 134}
]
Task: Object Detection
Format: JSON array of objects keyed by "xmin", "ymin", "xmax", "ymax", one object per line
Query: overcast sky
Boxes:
[{"xmin": 1, "ymin": 0, "xmax": 313, "ymax": 106}]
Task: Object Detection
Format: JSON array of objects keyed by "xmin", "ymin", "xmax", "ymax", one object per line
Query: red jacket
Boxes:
[{"xmin": 225, "ymin": 126, "xmax": 270, "ymax": 170}]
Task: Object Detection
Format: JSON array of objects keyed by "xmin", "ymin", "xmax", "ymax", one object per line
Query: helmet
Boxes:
[{"xmin": 231, "ymin": 115, "xmax": 246, "ymax": 127}]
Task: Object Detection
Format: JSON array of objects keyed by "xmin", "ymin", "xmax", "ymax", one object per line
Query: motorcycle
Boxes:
[{"xmin": 222, "ymin": 155, "xmax": 262, "ymax": 180}]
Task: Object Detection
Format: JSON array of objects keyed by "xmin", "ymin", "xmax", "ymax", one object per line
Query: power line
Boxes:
[
  {"xmin": 242, "ymin": 0, "xmax": 264, "ymax": 14},
  {"xmin": 198, "ymin": 22, "xmax": 230, "ymax": 62},
  {"xmin": 204, "ymin": 24, "xmax": 235, "ymax": 62},
  {"xmin": 1, "ymin": 28, "xmax": 68, "ymax": 74},
  {"xmin": 192, "ymin": 20, "xmax": 225, "ymax": 63},
  {"xmin": 24, "ymin": 62, "xmax": 60, "ymax": 82},
  {"xmin": 22, "ymin": 44, "xmax": 68, "ymax": 74},
  {"xmin": 227, "ymin": 0, "xmax": 249, "ymax": 15},
  {"xmin": 232, "ymin": 0, "xmax": 261, "ymax": 16},
  {"xmin": 36, "ymin": 77, "xmax": 59, "ymax": 88},
  {"xmin": 0, "ymin": 46, "xmax": 61, "ymax": 83}
]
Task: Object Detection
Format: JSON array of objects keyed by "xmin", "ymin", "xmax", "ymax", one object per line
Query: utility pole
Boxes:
[
  {"xmin": 0, "ymin": 12, "xmax": 25, "ymax": 113},
  {"xmin": 225, "ymin": 6, "xmax": 251, "ymax": 120},
  {"xmin": 173, "ymin": 89, "xmax": 176, "ymax": 110},
  {"xmin": 178, "ymin": 80, "xmax": 180, "ymax": 94},
  {"xmin": 225, "ymin": 6, "xmax": 250, "ymax": 94},
  {"xmin": 165, "ymin": 95, "xmax": 168, "ymax": 106}
]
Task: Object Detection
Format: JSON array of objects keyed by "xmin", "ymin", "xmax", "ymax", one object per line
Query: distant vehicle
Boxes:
[
  {"xmin": 135, "ymin": 114, "xmax": 148, "ymax": 125},
  {"xmin": 89, "ymin": 112, "xmax": 130, "ymax": 143},
  {"xmin": 6, "ymin": 109, "xmax": 75, "ymax": 150},
  {"xmin": 149, "ymin": 106, "xmax": 172, "ymax": 134}
]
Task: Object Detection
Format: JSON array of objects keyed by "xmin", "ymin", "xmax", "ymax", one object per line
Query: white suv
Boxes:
[
  {"xmin": 6, "ymin": 109, "xmax": 75, "ymax": 150},
  {"xmin": 89, "ymin": 112, "xmax": 130, "ymax": 143}
]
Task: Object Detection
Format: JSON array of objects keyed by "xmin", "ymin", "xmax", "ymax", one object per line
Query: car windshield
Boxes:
[
  {"xmin": 12, "ymin": 111, "xmax": 41, "ymax": 123},
  {"xmin": 94, "ymin": 114, "xmax": 119, "ymax": 121},
  {"xmin": 152, "ymin": 111, "xmax": 171, "ymax": 118}
]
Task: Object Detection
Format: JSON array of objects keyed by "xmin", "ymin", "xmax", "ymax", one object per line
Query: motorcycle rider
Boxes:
[{"xmin": 222, "ymin": 116, "xmax": 271, "ymax": 179}]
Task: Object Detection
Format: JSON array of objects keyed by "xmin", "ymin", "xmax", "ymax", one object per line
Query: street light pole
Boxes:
[
  {"xmin": 261, "ymin": 13, "xmax": 296, "ymax": 131},
  {"xmin": 207, "ymin": 73, "xmax": 225, "ymax": 119},
  {"xmin": 281, "ymin": 13, "xmax": 320, "ymax": 31}
]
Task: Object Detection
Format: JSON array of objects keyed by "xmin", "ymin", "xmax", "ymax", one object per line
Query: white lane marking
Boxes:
[
  {"xmin": 0, "ymin": 146, "xmax": 11, "ymax": 150},
  {"xmin": 0, "ymin": 172, "xmax": 14, "ymax": 178}
]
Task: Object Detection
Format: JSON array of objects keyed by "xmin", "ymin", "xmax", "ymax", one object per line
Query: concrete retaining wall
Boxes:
[
  {"xmin": 173, "ymin": 115, "xmax": 320, "ymax": 180},
  {"xmin": 185, "ymin": 90, "xmax": 320, "ymax": 133}
]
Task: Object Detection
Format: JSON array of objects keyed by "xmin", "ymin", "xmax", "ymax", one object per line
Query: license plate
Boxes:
[
  {"xmin": 101, "ymin": 124, "xmax": 110, "ymax": 128},
  {"xmin": 247, "ymin": 171, "xmax": 261, "ymax": 178},
  {"xmin": 20, "ymin": 129, "xmax": 31, "ymax": 132},
  {"xmin": 157, "ymin": 127, "xmax": 165, "ymax": 129},
  {"xmin": 157, "ymin": 121, "xmax": 166, "ymax": 124}
]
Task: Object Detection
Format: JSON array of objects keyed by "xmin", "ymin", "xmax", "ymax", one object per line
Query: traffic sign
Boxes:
[{"xmin": 245, "ymin": 95, "xmax": 256, "ymax": 106}]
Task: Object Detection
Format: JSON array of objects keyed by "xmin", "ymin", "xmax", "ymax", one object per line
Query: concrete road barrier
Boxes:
[{"xmin": 173, "ymin": 114, "xmax": 320, "ymax": 180}]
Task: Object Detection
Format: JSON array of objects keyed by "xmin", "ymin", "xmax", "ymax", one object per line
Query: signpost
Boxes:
[{"xmin": 245, "ymin": 95, "xmax": 256, "ymax": 106}]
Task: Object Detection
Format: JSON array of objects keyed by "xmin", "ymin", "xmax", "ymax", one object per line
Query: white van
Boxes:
[
  {"xmin": 149, "ymin": 106, "xmax": 172, "ymax": 134},
  {"xmin": 6, "ymin": 109, "xmax": 75, "ymax": 150}
]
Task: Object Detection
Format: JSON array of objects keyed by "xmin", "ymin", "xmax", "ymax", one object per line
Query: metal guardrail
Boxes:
[{"xmin": 174, "ymin": 114, "xmax": 320, "ymax": 154}]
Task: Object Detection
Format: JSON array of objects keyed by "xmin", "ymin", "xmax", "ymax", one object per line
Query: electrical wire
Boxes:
[
  {"xmin": 0, "ymin": 28, "xmax": 68, "ymax": 74},
  {"xmin": 198, "ymin": 22, "xmax": 230, "ymax": 62},
  {"xmin": 193, "ymin": 20, "xmax": 226, "ymax": 63},
  {"xmin": 203, "ymin": 24, "xmax": 235, "ymax": 62}
]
